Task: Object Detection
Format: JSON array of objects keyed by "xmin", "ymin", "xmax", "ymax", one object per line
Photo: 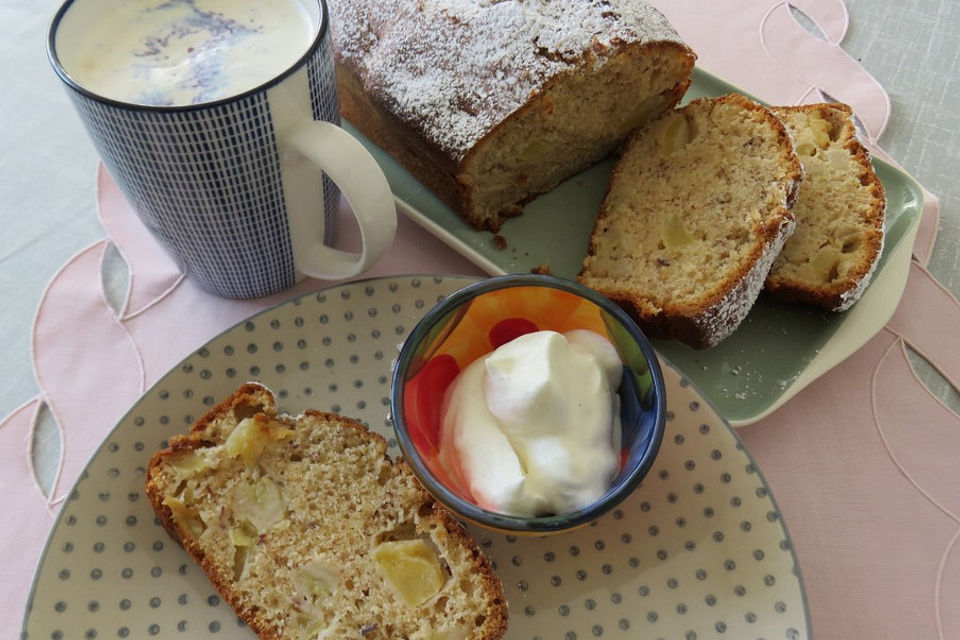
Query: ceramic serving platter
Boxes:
[
  {"xmin": 22, "ymin": 275, "xmax": 809, "ymax": 640},
  {"xmin": 344, "ymin": 68, "xmax": 924, "ymax": 426}
]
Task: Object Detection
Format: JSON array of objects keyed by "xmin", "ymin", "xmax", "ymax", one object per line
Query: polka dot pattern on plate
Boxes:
[{"xmin": 21, "ymin": 276, "xmax": 809, "ymax": 640}]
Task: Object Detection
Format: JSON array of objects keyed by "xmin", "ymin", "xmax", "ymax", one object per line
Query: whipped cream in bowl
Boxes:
[
  {"xmin": 391, "ymin": 274, "xmax": 666, "ymax": 535},
  {"xmin": 440, "ymin": 329, "xmax": 623, "ymax": 517}
]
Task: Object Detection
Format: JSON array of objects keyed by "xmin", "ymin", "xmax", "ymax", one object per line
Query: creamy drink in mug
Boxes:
[
  {"xmin": 61, "ymin": 0, "xmax": 316, "ymax": 106},
  {"xmin": 49, "ymin": 0, "xmax": 397, "ymax": 299}
]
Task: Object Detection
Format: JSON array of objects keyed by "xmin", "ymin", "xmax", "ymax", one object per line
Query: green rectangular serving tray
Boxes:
[{"xmin": 344, "ymin": 67, "xmax": 924, "ymax": 426}]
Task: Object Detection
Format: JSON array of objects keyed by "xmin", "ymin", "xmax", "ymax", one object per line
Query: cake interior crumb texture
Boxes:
[
  {"xmin": 146, "ymin": 384, "xmax": 507, "ymax": 640},
  {"xmin": 765, "ymin": 103, "xmax": 886, "ymax": 311},
  {"xmin": 579, "ymin": 94, "xmax": 801, "ymax": 348},
  {"xmin": 329, "ymin": 0, "xmax": 696, "ymax": 230}
]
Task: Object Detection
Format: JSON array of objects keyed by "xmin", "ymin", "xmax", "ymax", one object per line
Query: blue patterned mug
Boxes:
[{"xmin": 48, "ymin": 0, "xmax": 396, "ymax": 299}]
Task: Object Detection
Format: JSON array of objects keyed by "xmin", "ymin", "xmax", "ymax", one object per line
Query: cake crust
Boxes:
[{"xmin": 330, "ymin": 0, "xmax": 696, "ymax": 231}]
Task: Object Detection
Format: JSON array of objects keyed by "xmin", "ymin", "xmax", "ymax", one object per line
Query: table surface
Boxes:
[{"xmin": 1, "ymin": 0, "xmax": 958, "ymax": 631}]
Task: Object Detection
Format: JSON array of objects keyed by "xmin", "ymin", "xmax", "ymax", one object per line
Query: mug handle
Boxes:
[{"xmin": 285, "ymin": 121, "xmax": 397, "ymax": 279}]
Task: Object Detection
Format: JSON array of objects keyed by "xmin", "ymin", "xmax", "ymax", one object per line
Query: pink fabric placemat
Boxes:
[{"xmin": 3, "ymin": 1, "xmax": 956, "ymax": 638}]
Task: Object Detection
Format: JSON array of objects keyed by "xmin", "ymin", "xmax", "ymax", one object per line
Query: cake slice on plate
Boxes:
[
  {"xmin": 579, "ymin": 94, "xmax": 801, "ymax": 348},
  {"xmin": 146, "ymin": 383, "xmax": 507, "ymax": 640},
  {"xmin": 765, "ymin": 103, "xmax": 886, "ymax": 311}
]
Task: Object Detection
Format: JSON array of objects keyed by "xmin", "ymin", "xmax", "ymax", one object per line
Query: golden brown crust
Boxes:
[{"xmin": 146, "ymin": 383, "xmax": 508, "ymax": 640}]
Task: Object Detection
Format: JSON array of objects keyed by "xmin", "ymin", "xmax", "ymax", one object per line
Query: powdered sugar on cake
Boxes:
[{"xmin": 328, "ymin": 0, "xmax": 684, "ymax": 160}]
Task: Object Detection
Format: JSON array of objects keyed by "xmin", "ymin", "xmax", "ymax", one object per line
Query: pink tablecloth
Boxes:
[{"xmin": 3, "ymin": 1, "xmax": 957, "ymax": 638}]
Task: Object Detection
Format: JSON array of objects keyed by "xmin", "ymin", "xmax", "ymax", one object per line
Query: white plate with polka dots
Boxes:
[{"xmin": 22, "ymin": 275, "xmax": 810, "ymax": 640}]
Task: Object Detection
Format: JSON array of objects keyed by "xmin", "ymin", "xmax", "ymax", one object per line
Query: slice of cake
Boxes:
[
  {"xmin": 765, "ymin": 103, "xmax": 886, "ymax": 310},
  {"xmin": 578, "ymin": 94, "xmax": 802, "ymax": 349},
  {"xmin": 146, "ymin": 383, "xmax": 507, "ymax": 640},
  {"xmin": 329, "ymin": 0, "xmax": 696, "ymax": 231}
]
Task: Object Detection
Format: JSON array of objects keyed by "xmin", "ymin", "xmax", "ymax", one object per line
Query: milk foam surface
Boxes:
[
  {"xmin": 439, "ymin": 330, "xmax": 623, "ymax": 517},
  {"xmin": 60, "ymin": 0, "xmax": 316, "ymax": 106}
]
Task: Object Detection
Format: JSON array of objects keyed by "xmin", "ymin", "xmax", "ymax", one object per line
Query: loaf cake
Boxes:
[
  {"xmin": 765, "ymin": 103, "xmax": 886, "ymax": 311},
  {"xmin": 578, "ymin": 94, "xmax": 802, "ymax": 349},
  {"xmin": 146, "ymin": 383, "xmax": 508, "ymax": 640},
  {"xmin": 329, "ymin": 0, "xmax": 696, "ymax": 231}
]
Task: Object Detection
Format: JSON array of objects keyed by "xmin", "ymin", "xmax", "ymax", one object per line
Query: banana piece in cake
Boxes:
[
  {"xmin": 329, "ymin": 0, "xmax": 696, "ymax": 231},
  {"xmin": 579, "ymin": 94, "xmax": 802, "ymax": 349},
  {"xmin": 146, "ymin": 383, "xmax": 507, "ymax": 640},
  {"xmin": 765, "ymin": 103, "xmax": 886, "ymax": 311}
]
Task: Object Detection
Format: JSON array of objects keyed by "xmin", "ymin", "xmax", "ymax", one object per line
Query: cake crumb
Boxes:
[{"xmin": 492, "ymin": 234, "xmax": 508, "ymax": 250}]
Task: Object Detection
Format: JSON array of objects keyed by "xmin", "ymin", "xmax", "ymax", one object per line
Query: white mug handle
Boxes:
[{"xmin": 285, "ymin": 120, "xmax": 397, "ymax": 279}]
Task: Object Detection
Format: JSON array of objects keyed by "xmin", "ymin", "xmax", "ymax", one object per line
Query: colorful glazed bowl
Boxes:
[{"xmin": 390, "ymin": 274, "xmax": 666, "ymax": 535}]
